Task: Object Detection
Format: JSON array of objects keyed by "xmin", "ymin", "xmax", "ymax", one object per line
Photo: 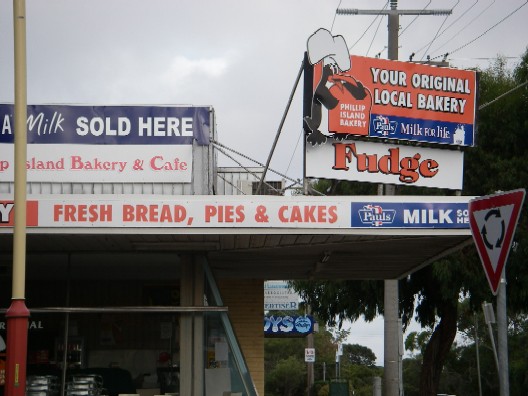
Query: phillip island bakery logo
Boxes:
[{"xmin": 358, "ymin": 204, "xmax": 396, "ymax": 226}]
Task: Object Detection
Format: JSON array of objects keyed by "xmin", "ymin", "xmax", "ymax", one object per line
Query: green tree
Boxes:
[
  {"xmin": 266, "ymin": 355, "xmax": 306, "ymax": 396},
  {"xmin": 341, "ymin": 343, "xmax": 377, "ymax": 367},
  {"xmin": 265, "ymin": 315, "xmax": 345, "ymax": 395},
  {"xmin": 293, "ymin": 49, "xmax": 528, "ymax": 396}
]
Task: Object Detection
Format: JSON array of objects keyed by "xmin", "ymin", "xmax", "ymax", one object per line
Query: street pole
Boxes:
[
  {"xmin": 482, "ymin": 301, "xmax": 499, "ymax": 375},
  {"xmin": 336, "ymin": 2, "xmax": 451, "ymax": 395},
  {"xmin": 497, "ymin": 270, "xmax": 509, "ymax": 396},
  {"xmin": 5, "ymin": 1, "xmax": 30, "ymax": 396},
  {"xmin": 306, "ymin": 306, "xmax": 314, "ymax": 395},
  {"xmin": 475, "ymin": 315, "xmax": 483, "ymax": 396}
]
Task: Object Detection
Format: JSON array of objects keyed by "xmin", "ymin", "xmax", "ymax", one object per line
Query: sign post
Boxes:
[
  {"xmin": 469, "ymin": 188, "xmax": 525, "ymax": 396},
  {"xmin": 305, "ymin": 348, "xmax": 315, "ymax": 363},
  {"xmin": 468, "ymin": 189, "xmax": 525, "ymax": 295}
]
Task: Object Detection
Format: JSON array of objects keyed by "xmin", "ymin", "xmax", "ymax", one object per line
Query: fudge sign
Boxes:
[{"xmin": 303, "ymin": 28, "xmax": 473, "ymax": 190}]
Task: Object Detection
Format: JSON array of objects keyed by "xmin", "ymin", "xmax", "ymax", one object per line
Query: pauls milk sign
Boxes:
[
  {"xmin": 0, "ymin": 104, "xmax": 211, "ymax": 183},
  {"xmin": 303, "ymin": 29, "xmax": 477, "ymax": 190}
]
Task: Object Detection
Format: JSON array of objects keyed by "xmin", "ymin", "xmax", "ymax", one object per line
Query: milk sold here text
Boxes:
[
  {"xmin": 1, "ymin": 112, "xmax": 197, "ymax": 142},
  {"xmin": 0, "ymin": 104, "xmax": 210, "ymax": 145}
]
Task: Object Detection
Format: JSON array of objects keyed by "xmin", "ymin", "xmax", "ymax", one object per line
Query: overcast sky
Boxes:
[
  {"xmin": 1, "ymin": 0, "xmax": 527, "ymax": 364},
  {"xmin": 1, "ymin": 0, "xmax": 527, "ymax": 186}
]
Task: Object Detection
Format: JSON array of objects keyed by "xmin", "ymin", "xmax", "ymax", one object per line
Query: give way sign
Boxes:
[{"xmin": 469, "ymin": 189, "xmax": 526, "ymax": 295}]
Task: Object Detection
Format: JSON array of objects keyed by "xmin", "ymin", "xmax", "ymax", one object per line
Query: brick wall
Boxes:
[{"xmin": 218, "ymin": 279, "xmax": 264, "ymax": 396}]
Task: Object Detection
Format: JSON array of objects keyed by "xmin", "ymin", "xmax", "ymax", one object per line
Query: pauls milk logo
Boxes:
[
  {"xmin": 372, "ymin": 115, "xmax": 397, "ymax": 137},
  {"xmin": 358, "ymin": 204, "xmax": 396, "ymax": 227}
]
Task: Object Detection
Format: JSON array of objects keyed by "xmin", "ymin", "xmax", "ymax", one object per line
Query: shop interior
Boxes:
[{"xmin": 0, "ymin": 252, "xmax": 249, "ymax": 396}]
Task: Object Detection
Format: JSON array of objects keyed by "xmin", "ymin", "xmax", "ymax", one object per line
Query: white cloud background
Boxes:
[{"xmin": 1, "ymin": 0, "xmax": 527, "ymax": 363}]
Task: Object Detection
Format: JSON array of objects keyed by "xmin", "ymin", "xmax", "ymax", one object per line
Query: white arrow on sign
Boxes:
[{"xmin": 469, "ymin": 189, "xmax": 525, "ymax": 295}]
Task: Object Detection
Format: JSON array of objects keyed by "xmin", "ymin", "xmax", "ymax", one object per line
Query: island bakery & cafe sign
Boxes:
[
  {"xmin": 302, "ymin": 29, "xmax": 478, "ymax": 190},
  {"xmin": 0, "ymin": 104, "xmax": 211, "ymax": 183}
]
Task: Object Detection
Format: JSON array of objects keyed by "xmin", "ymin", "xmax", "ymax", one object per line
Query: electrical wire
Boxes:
[
  {"xmin": 429, "ymin": 0, "xmax": 528, "ymax": 62},
  {"xmin": 366, "ymin": 7, "xmax": 386, "ymax": 57},
  {"xmin": 399, "ymin": 0, "xmax": 432, "ymax": 38},
  {"xmin": 418, "ymin": 0, "xmax": 461, "ymax": 61},
  {"xmin": 419, "ymin": 13, "xmax": 451, "ymax": 61},
  {"xmin": 479, "ymin": 80, "xmax": 528, "ymax": 110},
  {"xmin": 448, "ymin": 0, "xmax": 528, "ymax": 56},
  {"xmin": 347, "ymin": 1, "xmax": 389, "ymax": 51},
  {"xmin": 284, "ymin": 129, "xmax": 302, "ymax": 177},
  {"xmin": 331, "ymin": 0, "xmax": 343, "ymax": 33},
  {"xmin": 430, "ymin": 0, "xmax": 496, "ymax": 55},
  {"xmin": 426, "ymin": 0, "xmax": 479, "ymax": 53}
]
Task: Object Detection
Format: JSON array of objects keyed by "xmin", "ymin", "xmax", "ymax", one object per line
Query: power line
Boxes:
[
  {"xmin": 345, "ymin": 1, "xmax": 389, "ymax": 51},
  {"xmin": 285, "ymin": 129, "xmax": 302, "ymax": 177},
  {"xmin": 430, "ymin": 0, "xmax": 496, "ymax": 55},
  {"xmin": 419, "ymin": 13, "xmax": 451, "ymax": 61},
  {"xmin": 337, "ymin": 4, "xmax": 452, "ymax": 59},
  {"xmin": 366, "ymin": 8, "xmax": 386, "ymax": 57},
  {"xmin": 479, "ymin": 80, "xmax": 528, "ymax": 110},
  {"xmin": 417, "ymin": 0, "xmax": 461, "ymax": 60},
  {"xmin": 398, "ymin": 0, "xmax": 431, "ymax": 37},
  {"xmin": 331, "ymin": 0, "xmax": 343, "ymax": 33},
  {"xmin": 433, "ymin": 0, "xmax": 528, "ymax": 61}
]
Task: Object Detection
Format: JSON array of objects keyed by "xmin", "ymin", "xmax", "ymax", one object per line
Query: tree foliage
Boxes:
[
  {"xmin": 293, "ymin": 48, "xmax": 528, "ymax": 395},
  {"xmin": 264, "ymin": 320, "xmax": 382, "ymax": 396}
]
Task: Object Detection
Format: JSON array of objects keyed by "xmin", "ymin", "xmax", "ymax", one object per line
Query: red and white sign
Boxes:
[
  {"xmin": 469, "ymin": 189, "xmax": 526, "ymax": 295},
  {"xmin": 305, "ymin": 140, "xmax": 464, "ymax": 190},
  {"xmin": 0, "ymin": 194, "xmax": 473, "ymax": 231},
  {"xmin": 1, "ymin": 145, "xmax": 193, "ymax": 183}
]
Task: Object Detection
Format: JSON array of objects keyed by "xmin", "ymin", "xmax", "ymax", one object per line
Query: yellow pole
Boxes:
[
  {"xmin": 12, "ymin": 0, "xmax": 28, "ymax": 299},
  {"xmin": 5, "ymin": 1, "xmax": 30, "ymax": 395}
]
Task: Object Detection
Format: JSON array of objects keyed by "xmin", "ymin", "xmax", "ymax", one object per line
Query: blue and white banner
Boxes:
[
  {"xmin": 351, "ymin": 202, "xmax": 470, "ymax": 228},
  {"xmin": 264, "ymin": 315, "xmax": 315, "ymax": 336},
  {"xmin": 0, "ymin": 104, "xmax": 211, "ymax": 183},
  {"xmin": 0, "ymin": 104, "xmax": 211, "ymax": 145}
]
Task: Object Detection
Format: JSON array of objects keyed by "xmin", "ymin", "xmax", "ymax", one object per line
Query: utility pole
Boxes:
[
  {"xmin": 497, "ymin": 270, "xmax": 509, "ymax": 396},
  {"xmin": 337, "ymin": 2, "xmax": 451, "ymax": 395}
]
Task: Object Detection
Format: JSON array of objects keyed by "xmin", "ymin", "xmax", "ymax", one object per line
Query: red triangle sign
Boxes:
[{"xmin": 469, "ymin": 189, "xmax": 525, "ymax": 295}]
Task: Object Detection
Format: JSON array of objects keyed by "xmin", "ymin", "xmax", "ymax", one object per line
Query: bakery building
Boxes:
[{"xmin": 0, "ymin": 104, "xmax": 473, "ymax": 396}]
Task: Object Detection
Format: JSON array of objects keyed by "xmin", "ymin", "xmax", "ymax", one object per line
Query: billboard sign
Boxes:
[
  {"xmin": 0, "ymin": 104, "xmax": 211, "ymax": 183},
  {"xmin": 264, "ymin": 315, "xmax": 315, "ymax": 336},
  {"xmin": 303, "ymin": 31, "xmax": 478, "ymax": 147},
  {"xmin": 305, "ymin": 140, "xmax": 464, "ymax": 190},
  {"xmin": 264, "ymin": 281, "xmax": 300, "ymax": 311},
  {"xmin": 351, "ymin": 201, "xmax": 470, "ymax": 228},
  {"xmin": 0, "ymin": 195, "xmax": 473, "ymax": 230}
]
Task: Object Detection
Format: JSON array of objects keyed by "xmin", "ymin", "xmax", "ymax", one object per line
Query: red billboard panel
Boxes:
[{"xmin": 304, "ymin": 54, "xmax": 478, "ymax": 147}]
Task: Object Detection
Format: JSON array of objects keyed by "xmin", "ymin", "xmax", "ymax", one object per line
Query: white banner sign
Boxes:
[
  {"xmin": 306, "ymin": 140, "xmax": 464, "ymax": 190},
  {"xmin": 0, "ymin": 195, "xmax": 473, "ymax": 230},
  {"xmin": 264, "ymin": 281, "xmax": 300, "ymax": 310},
  {"xmin": 0, "ymin": 144, "xmax": 193, "ymax": 183}
]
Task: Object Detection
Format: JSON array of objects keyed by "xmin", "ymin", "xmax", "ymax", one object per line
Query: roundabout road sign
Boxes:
[{"xmin": 469, "ymin": 189, "xmax": 526, "ymax": 295}]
